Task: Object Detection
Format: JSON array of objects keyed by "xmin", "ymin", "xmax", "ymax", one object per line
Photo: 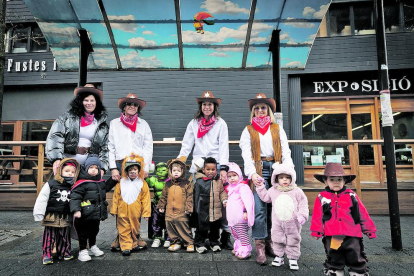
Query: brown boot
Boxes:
[
  {"xmin": 265, "ymin": 237, "xmax": 276, "ymax": 257},
  {"xmin": 254, "ymin": 239, "xmax": 267, "ymax": 266}
]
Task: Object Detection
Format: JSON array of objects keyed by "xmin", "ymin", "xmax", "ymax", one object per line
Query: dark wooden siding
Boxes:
[{"xmin": 6, "ymin": 0, "xmax": 35, "ymax": 23}]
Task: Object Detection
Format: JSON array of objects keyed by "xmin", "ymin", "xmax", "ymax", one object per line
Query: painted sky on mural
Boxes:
[{"xmin": 23, "ymin": 0, "xmax": 331, "ymax": 70}]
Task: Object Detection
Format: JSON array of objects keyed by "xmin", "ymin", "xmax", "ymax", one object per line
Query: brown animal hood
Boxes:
[{"xmin": 54, "ymin": 158, "xmax": 81, "ymax": 184}]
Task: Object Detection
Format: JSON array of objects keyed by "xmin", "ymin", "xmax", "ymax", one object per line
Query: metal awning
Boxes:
[{"xmin": 23, "ymin": 0, "xmax": 331, "ymax": 70}]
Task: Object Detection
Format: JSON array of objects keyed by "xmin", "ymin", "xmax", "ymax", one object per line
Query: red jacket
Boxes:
[{"xmin": 310, "ymin": 187, "xmax": 377, "ymax": 239}]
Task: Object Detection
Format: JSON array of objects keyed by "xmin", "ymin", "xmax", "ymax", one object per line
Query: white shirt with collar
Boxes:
[
  {"xmin": 239, "ymin": 123, "xmax": 293, "ymax": 178},
  {"xmin": 108, "ymin": 117, "xmax": 153, "ymax": 172},
  {"xmin": 178, "ymin": 118, "xmax": 229, "ymax": 173}
]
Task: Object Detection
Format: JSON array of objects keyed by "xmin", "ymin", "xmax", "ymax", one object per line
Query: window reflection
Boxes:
[
  {"xmin": 352, "ymin": 113, "xmax": 374, "ymax": 165},
  {"xmin": 384, "ymin": 0, "xmax": 400, "ymax": 33},
  {"xmin": 302, "ymin": 114, "xmax": 348, "ymax": 166},
  {"xmin": 404, "ymin": 1, "xmax": 414, "ymax": 31},
  {"xmin": 329, "ymin": 4, "xmax": 350, "ymax": 36},
  {"xmin": 354, "ymin": 3, "xmax": 375, "ymax": 35}
]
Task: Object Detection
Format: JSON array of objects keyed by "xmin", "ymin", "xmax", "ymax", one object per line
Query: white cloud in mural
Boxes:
[
  {"xmin": 52, "ymin": 47, "xmax": 78, "ymax": 69},
  {"xmin": 89, "ymin": 48, "xmax": 118, "ymax": 68},
  {"xmin": 182, "ymin": 23, "xmax": 273, "ymax": 44},
  {"xmin": 39, "ymin": 23, "xmax": 79, "ymax": 44},
  {"xmin": 285, "ymin": 61, "xmax": 303, "ymax": 67},
  {"xmin": 250, "ymin": 36, "xmax": 268, "ymax": 43},
  {"xmin": 209, "ymin": 52, "xmax": 228, "ymax": 57},
  {"xmin": 201, "ymin": 0, "xmax": 249, "ymax": 15},
  {"xmin": 302, "ymin": 5, "xmax": 329, "ymax": 19},
  {"xmin": 120, "ymin": 51, "xmax": 162, "ymax": 68},
  {"xmin": 161, "ymin": 43, "xmax": 176, "ymax": 46},
  {"xmin": 285, "ymin": 17, "xmax": 316, "ymax": 28},
  {"xmin": 143, "ymin": 30, "xmax": 155, "ymax": 35},
  {"xmin": 128, "ymin": 37, "xmax": 157, "ymax": 47},
  {"xmin": 107, "ymin": 15, "xmax": 142, "ymax": 33}
]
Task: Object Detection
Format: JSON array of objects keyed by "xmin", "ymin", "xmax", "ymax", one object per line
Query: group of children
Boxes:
[{"xmin": 33, "ymin": 153, "xmax": 377, "ymax": 276}]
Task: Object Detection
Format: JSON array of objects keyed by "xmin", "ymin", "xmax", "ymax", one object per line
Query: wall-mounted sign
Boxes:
[
  {"xmin": 301, "ymin": 70, "xmax": 413, "ymax": 97},
  {"xmin": 7, "ymin": 58, "xmax": 58, "ymax": 72}
]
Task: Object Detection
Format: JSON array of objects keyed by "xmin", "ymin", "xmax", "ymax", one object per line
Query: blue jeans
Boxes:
[{"xmin": 252, "ymin": 161, "xmax": 274, "ymax": 240}]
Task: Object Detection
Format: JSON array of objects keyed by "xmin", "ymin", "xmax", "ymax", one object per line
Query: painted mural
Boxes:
[{"xmin": 23, "ymin": 0, "xmax": 332, "ymax": 70}]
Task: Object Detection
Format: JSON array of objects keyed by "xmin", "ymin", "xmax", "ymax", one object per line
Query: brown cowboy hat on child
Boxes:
[
  {"xmin": 196, "ymin": 91, "xmax": 221, "ymax": 106},
  {"xmin": 248, "ymin": 93, "xmax": 276, "ymax": 112},
  {"xmin": 118, "ymin": 93, "xmax": 146, "ymax": 110},
  {"xmin": 74, "ymin": 84, "xmax": 103, "ymax": 101},
  {"xmin": 314, "ymin": 162, "xmax": 356, "ymax": 184}
]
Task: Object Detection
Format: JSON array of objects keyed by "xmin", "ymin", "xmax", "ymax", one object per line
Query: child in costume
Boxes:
[
  {"xmin": 110, "ymin": 154, "xmax": 151, "ymax": 256},
  {"xmin": 146, "ymin": 162, "xmax": 170, "ymax": 248},
  {"xmin": 192, "ymin": 157, "xmax": 228, "ymax": 253},
  {"xmin": 226, "ymin": 162, "xmax": 255, "ymax": 259},
  {"xmin": 310, "ymin": 162, "xmax": 377, "ymax": 276},
  {"xmin": 157, "ymin": 159, "xmax": 194, "ymax": 252},
  {"xmin": 256, "ymin": 163, "xmax": 309, "ymax": 270},
  {"xmin": 33, "ymin": 158, "xmax": 80, "ymax": 265},
  {"xmin": 70, "ymin": 154, "xmax": 117, "ymax": 262}
]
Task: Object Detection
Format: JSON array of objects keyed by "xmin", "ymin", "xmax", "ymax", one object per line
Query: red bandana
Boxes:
[
  {"xmin": 252, "ymin": 116, "xmax": 271, "ymax": 135},
  {"xmin": 80, "ymin": 112, "xmax": 94, "ymax": 127},
  {"xmin": 120, "ymin": 113, "xmax": 138, "ymax": 132},
  {"xmin": 197, "ymin": 116, "xmax": 216, "ymax": 138}
]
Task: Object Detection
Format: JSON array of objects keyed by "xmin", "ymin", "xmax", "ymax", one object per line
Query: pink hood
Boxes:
[
  {"xmin": 227, "ymin": 162, "xmax": 243, "ymax": 186},
  {"xmin": 271, "ymin": 162, "xmax": 296, "ymax": 187}
]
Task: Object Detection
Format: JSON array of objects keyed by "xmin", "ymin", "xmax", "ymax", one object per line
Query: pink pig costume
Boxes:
[
  {"xmin": 256, "ymin": 163, "xmax": 309, "ymax": 260},
  {"xmin": 226, "ymin": 162, "xmax": 255, "ymax": 258}
]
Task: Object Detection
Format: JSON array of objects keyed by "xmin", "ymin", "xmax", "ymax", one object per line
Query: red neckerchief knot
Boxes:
[
  {"xmin": 80, "ymin": 112, "xmax": 94, "ymax": 127},
  {"xmin": 120, "ymin": 112, "xmax": 138, "ymax": 132},
  {"xmin": 197, "ymin": 115, "xmax": 216, "ymax": 138},
  {"xmin": 252, "ymin": 116, "xmax": 271, "ymax": 135}
]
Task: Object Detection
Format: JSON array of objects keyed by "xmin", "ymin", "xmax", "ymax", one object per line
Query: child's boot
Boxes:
[
  {"xmin": 271, "ymin": 256, "xmax": 284, "ymax": 267},
  {"xmin": 151, "ymin": 238, "xmax": 161, "ymax": 248},
  {"xmin": 254, "ymin": 239, "xmax": 267, "ymax": 265},
  {"xmin": 323, "ymin": 269, "xmax": 345, "ymax": 276},
  {"xmin": 163, "ymin": 240, "xmax": 171, "ymax": 248},
  {"xmin": 78, "ymin": 249, "xmax": 92, "ymax": 262},
  {"xmin": 220, "ymin": 231, "xmax": 233, "ymax": 250},
  {"xmin": 288, "ymin": 259, "xmax": 299, "ymax": 270}
]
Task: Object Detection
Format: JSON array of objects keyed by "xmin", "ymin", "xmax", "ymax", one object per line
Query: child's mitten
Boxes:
[{"xmin": 297, "ymin": 216, "xmax": 306, "ymax": 225}]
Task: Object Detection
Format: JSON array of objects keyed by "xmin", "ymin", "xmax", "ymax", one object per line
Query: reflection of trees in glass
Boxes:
[{"xmin": 303, "ymin": 114, "xmax": 347, "ymax": 140}]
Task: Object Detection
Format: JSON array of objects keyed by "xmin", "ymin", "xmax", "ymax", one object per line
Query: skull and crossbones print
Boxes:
[{"xmin": 57, "ymin": 190, "xmax": 70, "ymax": 202}]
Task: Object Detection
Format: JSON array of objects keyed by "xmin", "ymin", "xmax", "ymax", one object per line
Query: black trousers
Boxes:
[
  {"xmin": 194, "ymin": 220, "xmax": 221, "ymax": 248},
  {"xmin": 75, "ymin": 220, "xmax": 100, "ymax": 251},
  {"xmin": 323, "ymin": 236, "xmax": 369, "ymax": 274}
]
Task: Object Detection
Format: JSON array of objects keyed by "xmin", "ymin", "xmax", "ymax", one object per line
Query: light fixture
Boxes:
[{"xmin": 303, "ymin": 114, "xmax": 323, "ymax": 128}]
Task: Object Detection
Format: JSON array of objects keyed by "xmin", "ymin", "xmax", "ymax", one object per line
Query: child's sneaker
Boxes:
[
  {"xmin": 78, "ymin": 249, "xmax": 91, "ymax": 262},
  {"xmin": 89, "ymin": 245, "xmax": 104, "ymax": 256},
  {"xmin": 42, "ymin": 256, "xmax": 53, "ymax": 265},
  {"xmin": 168, "ymin": 244, "xmax": 181, "ymax": 252},
  {"xmin": 163, "ymin": 240, "xmax": 171, "ymax": 248},
  {"xmin": 237, "ymin": 253, "xmax": 251, "ymax": 260},
  {"xmin": 349, "ymin": 272, "xmax": 369, "ymax": 276},
  {"xmin": 324, "ymin": 269, "xmax": 345, "ymax": 276},
  {"xmin": 289, "ymin": 259, "xmax": 299, "ymax": 270},
  {"xmin": 186, "ymin": 245, "xmax": 195, "ymax": 252},
  {"xmin": 196, "ymin": 246, "xmax": 208, "ymax": 254},
  {"xmin": 122, "ymin": 250, "xmax": 131, "ymax": 256},
  {"xmin": 151, "ymin": 239, "xmax": 161, "ymax": 248},
  {"xmin": 271, "ymin": 256, "xmax": 284, "ymax": 267},
  {"xmin": 210, "ymin": 245, "xmax": 221, "ymax": 252},
  {"xmin": 63, "ymin": 254, "xmax": 74, "ymax": 261}
]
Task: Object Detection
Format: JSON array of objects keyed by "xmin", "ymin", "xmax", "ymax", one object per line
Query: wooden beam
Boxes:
[
  {"xmin": 36, "ymin": 144, "xmax": 44, "ymax": 195},
  {"xmin": 352, "ymin": 142, "xmax": 362, "ymax": 199}
]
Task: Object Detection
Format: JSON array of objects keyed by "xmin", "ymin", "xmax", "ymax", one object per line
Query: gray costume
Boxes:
[{"xmin": 46, "ymin": 111, "xmax": 109, "ymax": 171}]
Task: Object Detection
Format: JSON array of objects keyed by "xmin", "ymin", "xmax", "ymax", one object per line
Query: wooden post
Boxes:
[
  {"xmin": 352, "ymin": 142, "xmax": 362, "ymax": 199},
  {"xmin": 37, "ymin": 144, "xmax": 44, "ymax": 195}
]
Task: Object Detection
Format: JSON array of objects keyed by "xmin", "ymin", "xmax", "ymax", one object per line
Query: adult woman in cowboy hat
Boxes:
[
  {"xmin": 239, "ymin": 93, "xmax": 294, "ymax": 265},
  {"xmin": 177, "ymin": 91, "xmax": 232, "ymax": 250},
  {"xmin": 108, "ymin": 93, "xmax": 153, "ymax": 251},
  {"xmin": 108, "ymin": 93, "xmax": 153, "ymax": 181},
  {"xmin": 46, "ymin": 84, "xmax": 109, "ymax": 176}
]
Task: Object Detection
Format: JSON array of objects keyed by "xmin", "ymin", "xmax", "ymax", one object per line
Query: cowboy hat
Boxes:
[
  {"xmin": 74, "ymin": 84, "xmax": 103, "ymax": 101},
  {"xmin": 118, "ymin": 93, "xmax": 146, "ymax": 110},
  {"xmin": 314, "ymin": 162, "xmax": 356, "ymax": 184},
  {"xmin": 196, "ymin": 91, "xmax": 221, "ymax": 106},
  {"xmin": 248, "ymin": 93, "xmax": 276, "ymax": 112}
]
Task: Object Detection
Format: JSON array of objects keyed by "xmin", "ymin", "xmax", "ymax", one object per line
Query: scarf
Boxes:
[
  {"xmin": 120, "ymin": 112, "xmax": 138, "ymax": 132},
  {"xmin": 252, "ymin": 116, "xmax": 271, "ymax": 135},
  {"xmin": 276, "ymin": 183, "xmax": 297, "ymax": 192},
  {"xmin": 197, "ymin": 115, "xmax": 216, "ymax": 138},
  {"xmin": 80, "ymin": 112, "xmax": 94, "ymax": 127}
]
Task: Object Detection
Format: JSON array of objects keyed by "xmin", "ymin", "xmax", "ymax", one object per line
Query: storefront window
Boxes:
[
  {"xmin": 31, "ymin": 27, "xmax": 48, "ymax": 52},
  {"xmin": 329, "ymin": 3, "xmax": 351, "ymax": 36},
  {"xmin": 404, "ymin": 0, "xmax": 414, "ymax": 31},
  {"xmin": 380, "ymin": 112, "xmax": 414, "ymax": 165},
  {"xmin": 354, "ymin": 2, "xmax": 375, "ymax": 35},
  {"xmin": 0, "ymin": 124, "xmax": 15, "ymax": 181},
  {"xmin": 384, "ymin": 0, "xmax": 400, "ymax": 33},
  {"xmin": 302, "ymin": 114, "xmax": 349, "ymax": 166},
  {"xmin": 20, "ymin": 121, "xmax": 53, "ymax": 182},
  {"xmin": 352, "ymin": 113, "xmax": 375, "ymax": 165},
  {"xmin": 11, "ymin": 27, "xmax": 29, "ymax": 53}
]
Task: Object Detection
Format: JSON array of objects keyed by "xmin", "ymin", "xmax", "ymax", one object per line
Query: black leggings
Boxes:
[{"xmin": 75, "ymin": 220, "xmax": 100, "ymax": 251}]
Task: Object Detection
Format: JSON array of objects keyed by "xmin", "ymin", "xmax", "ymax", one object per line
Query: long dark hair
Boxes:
[
  {"xmin": 193, "ymin": 102, "xmax": 220, "ymax": 120},
  {"xmin": 69, "ymin": 93, "xmax": 106, "ymax": 119}
]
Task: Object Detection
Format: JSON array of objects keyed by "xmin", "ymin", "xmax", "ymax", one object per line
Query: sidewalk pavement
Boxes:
[{"xmin": 0, "ymin": 212, "xmax": 413, "ymax": 276}]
